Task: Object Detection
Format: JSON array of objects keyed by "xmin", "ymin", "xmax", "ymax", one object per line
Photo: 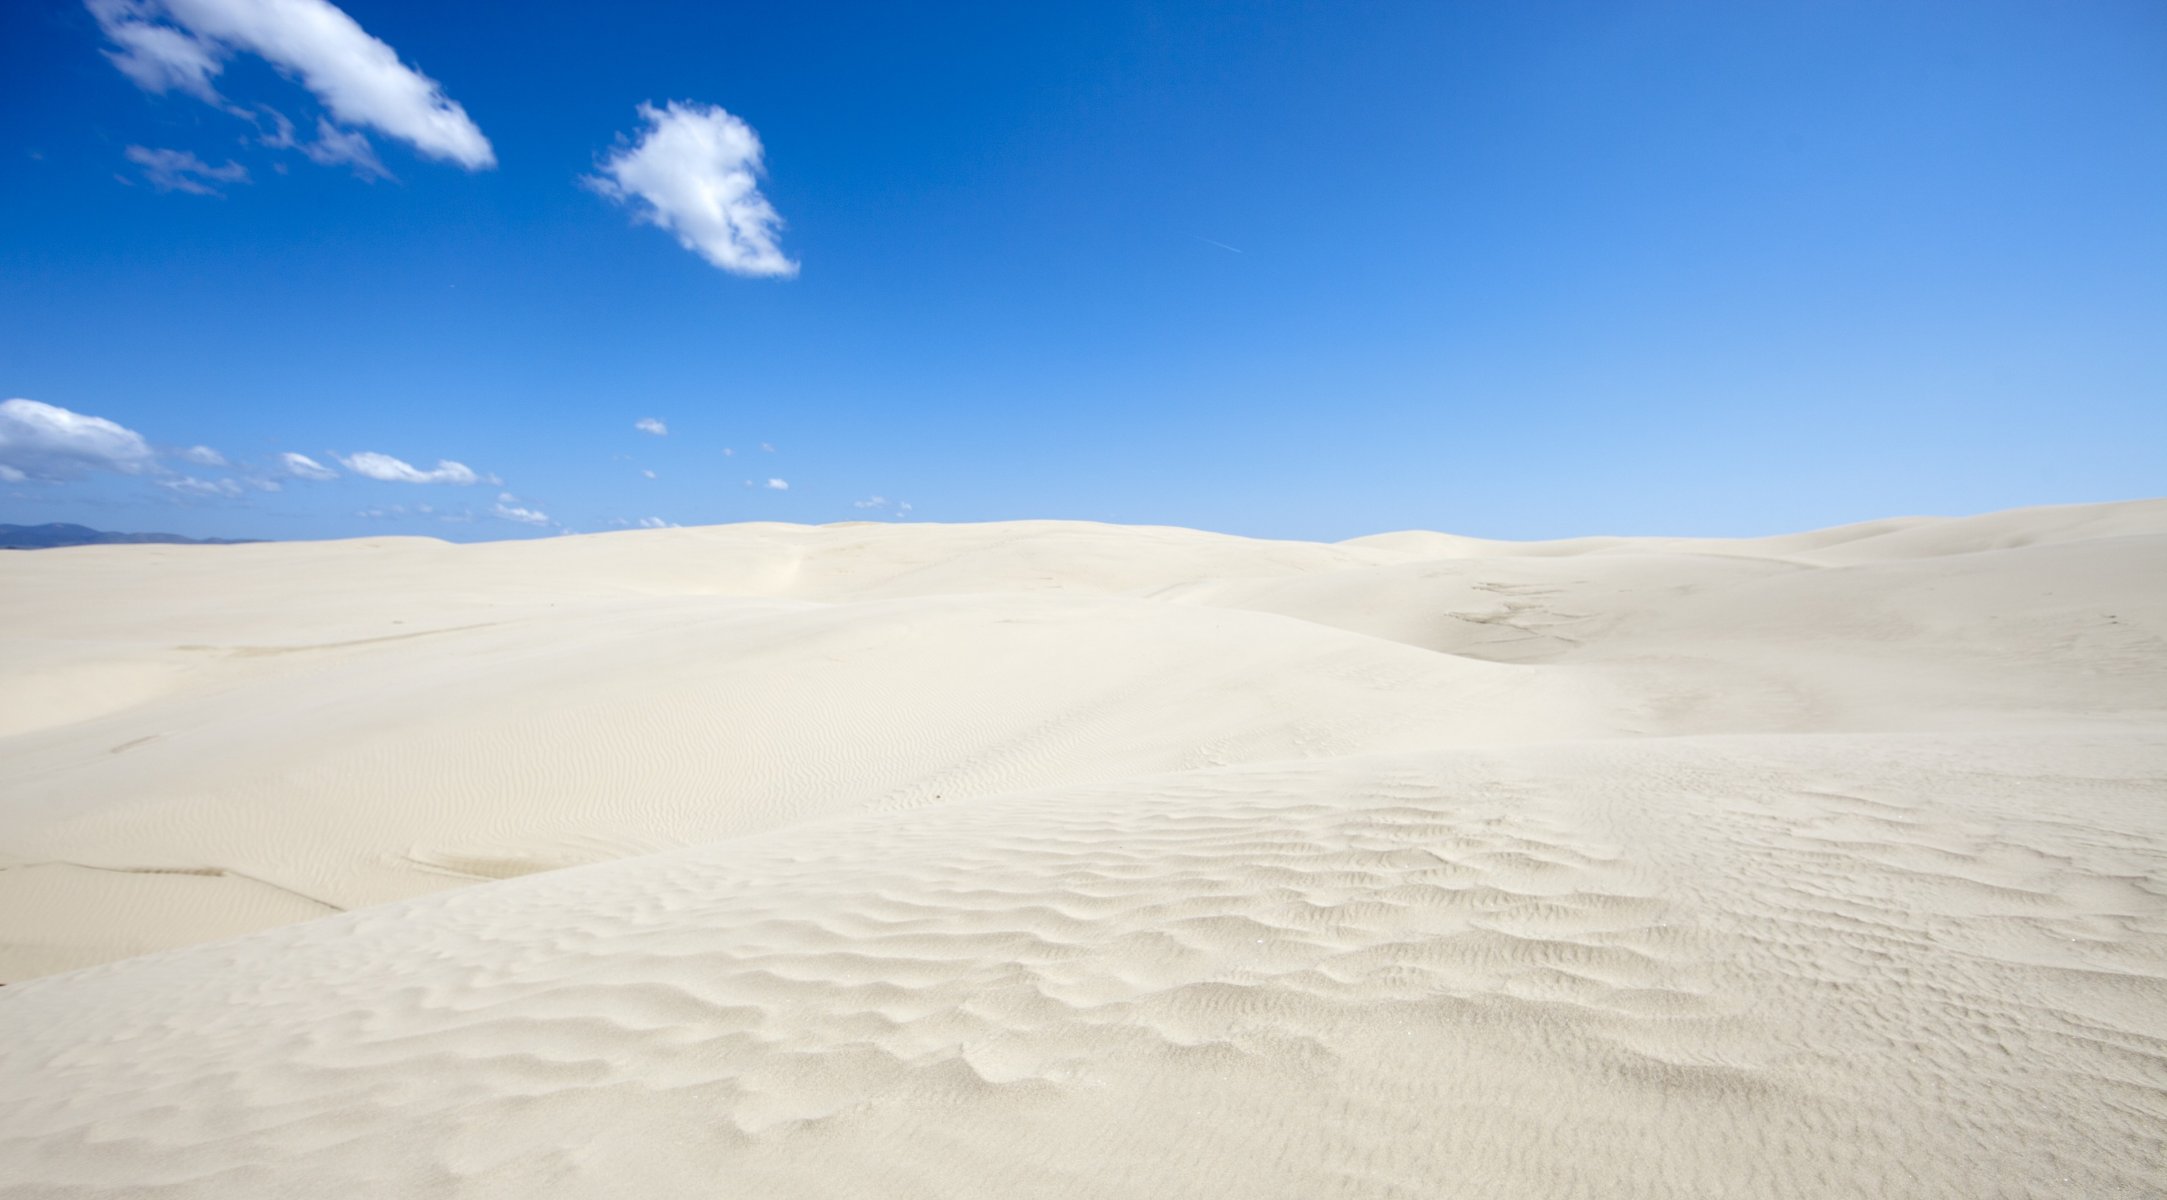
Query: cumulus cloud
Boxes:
[
  {"xmin": 492, "ymin": 501, "xmax": 549, "ymax": 526},
  {"xmin": 176, "ymin": 444, "xmax": 226, "ymax": 466},
  {"xmin": 764, "ymin": 478, "xmax": 788, "ymax": 490},
  {"xmin": 338, "ymin": 451, "xmax": 493, "ymax": 485},
  {"xmin": 125, "ymin": 145, "xmax": 248, "ymax": 194},
  {"xmin": 87, "ymin": 0, "xmax": 495, "ymax": 169},
  {"xmin": 280, "ymin": 451, "xmax": 337, "ymax": 480},
  {"xmin": 634, "ymin": 417, "xmax": 667, "ymax": 436},
  {"xmin": 587, "ymin": 101, "xmax": 796, "ymax": 278},
  {"xmin": 0, "ymin": 398, "xmax": 156, "ymax": 480}
]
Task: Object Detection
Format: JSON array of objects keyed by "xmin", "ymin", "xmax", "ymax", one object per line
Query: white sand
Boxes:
[{"xmin": 1, "ymin": 501, "xmax": 2162, "ymax": 1196}]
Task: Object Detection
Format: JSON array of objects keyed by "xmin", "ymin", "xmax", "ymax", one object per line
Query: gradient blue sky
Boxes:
[{"xmin": 3, "ymin": 0, "xmax": 2162, "ymax": 542}]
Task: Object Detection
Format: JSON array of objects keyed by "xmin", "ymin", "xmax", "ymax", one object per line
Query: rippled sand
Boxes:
[{"xmin": 3, "ymin": 501, "xmax": 2162, "ymax": 1197}]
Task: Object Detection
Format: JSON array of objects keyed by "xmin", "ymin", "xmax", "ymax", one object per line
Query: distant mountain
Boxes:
[{"xmin": 0, "ymin": 523, "xmax": 262, "ymax": 550}]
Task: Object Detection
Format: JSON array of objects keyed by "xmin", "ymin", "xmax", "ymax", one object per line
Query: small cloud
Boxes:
[
  {"xmin": 721, "ymin": 447, "xmax": 734, "ymax": 457},
  {"xmin": 641, "ymin": 468, "xmax": 657, "ymax": 479},
  {"xmin": 158, "ymin": 475, "xmax": 244, "ymax": 498},
  {"xmin": 637, "ymin": 516, "xmax": 669, "ymax": 528},
  {"xmin": 0, "ymin": 398, "xmax": 156, "ymax": 480},
  {"xmin": 853, "ymin": 495, "xmax": 888, "ymax": 509},
  {"xmin": 764, "ymin": 478, "xmax": 788, "ymax": 490},
  {"xmin": 338, "ymin": 451, "xmax": 493, "ymax": 485},
  {"xmin": 492, "ymin": 501, "xmax": 550, "ymax": 526},
  {"xmin": 175, "ymin": 444, "xmax": 227, "ymax": 466},
  {"xmin": 300, "ymin": 118, "xmax": 391, "ymax": 181},
  {"xmin": 280, "ymin": 451, "xmax": 338, "ymax": 480},
  {"xmin": 634, "ymin": 417, "xmax": 668, "ymax": 436},
  {"xmin": 357, "ymin": 504, "xmax": 406, "ymax": 519},
  {"xmin": 124, "ymin": 146, "xmax": 248, "ymax": 195},
  {"xmin": 586, "ymin": 101, "xmax": 796, "ymax": 278},
  {"xmin": 0, "ymin": 465, "xmax": 27, "ymax": 483},
  {"xmin": 759, "ymin": 442, "xmax": 775, "ymax": 453}
]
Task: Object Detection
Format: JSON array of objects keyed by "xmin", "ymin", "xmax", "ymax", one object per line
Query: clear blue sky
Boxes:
[{"xmin": 3, "ymin": 0, "xmax": 2162, "ymax": 542}]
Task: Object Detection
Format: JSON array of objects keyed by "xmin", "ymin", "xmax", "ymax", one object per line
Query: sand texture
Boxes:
[{"xmin": 2, "ymin": 501, "xmax": 2164, "ymax": 1197}]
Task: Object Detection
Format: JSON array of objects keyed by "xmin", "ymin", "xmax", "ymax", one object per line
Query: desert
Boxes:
[{"xmin": 2, "ymin": 501, "xmax": 2162, "ymax": 1197}]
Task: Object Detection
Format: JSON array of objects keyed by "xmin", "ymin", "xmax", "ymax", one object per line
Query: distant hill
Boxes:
[{"xmin": 0, "ymin": 523, "xmax": 262, "ymax": 550}]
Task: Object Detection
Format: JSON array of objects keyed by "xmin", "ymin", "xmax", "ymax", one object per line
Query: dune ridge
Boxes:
[{"xmin": 2, "ymin": 500, "xmax": 2163, "ymax": 1197}]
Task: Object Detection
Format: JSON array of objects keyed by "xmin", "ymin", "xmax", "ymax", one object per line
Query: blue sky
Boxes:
[{"xmin": 2, "ymin": 0, "xmax": 2162, "ymax": 542}]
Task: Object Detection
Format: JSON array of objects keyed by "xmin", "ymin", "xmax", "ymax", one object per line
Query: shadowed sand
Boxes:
[{"xmin": 1, "ymin": 501, "xmax": 2163, "ymax": 1197}]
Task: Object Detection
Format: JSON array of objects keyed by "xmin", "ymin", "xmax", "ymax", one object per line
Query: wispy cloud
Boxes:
[
  {"xmin": 492, "ymin": 501, "xmax": 549, "ymax": 525},
  {"xmin": 633, "ymin": 417, "xmax": 667, "ymax": 436},
  {"xmin": 0, "ymin": 398, "xmax": 156, "ymax": 480},
  {"xmin": 299, "ymin": 117, "xmax": 391, "ymax": 180},
  {"xmin": 125, "ymin": 145, "xmax": 248, "ymax": 195},
  {"xmin": 87, "ymin": 0, "xmax": 495, "ymax": 170},
  {"xmin": 159, "ymin": 474, "xmax": 244, "ymax": 498},
  {"xmin": 853, "ymin": 495, "xmax": 888, "ymax": 509},
  {"xmin": 175, "ymin": 444, "xmax": 226, "ymax": 466},
  {"xmin": 280, "ymin": 451, "xmax": 337, "ymax": 480},
  {"xmin": 587, "ymin": 101, "xmax": 796, "ymax": 278},
  {"xmin": 763, "ymin": 478, "xmax": 788, "ymax": 490},
  {"xmin": 338, "ymin": 450, "xmax": 494, "ymax": 485}
]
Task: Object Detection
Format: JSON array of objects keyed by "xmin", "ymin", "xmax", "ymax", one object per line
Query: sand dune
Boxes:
[{"xmin": 2, "ymin": 501, "xmax": 2163, "ymax": 1197}]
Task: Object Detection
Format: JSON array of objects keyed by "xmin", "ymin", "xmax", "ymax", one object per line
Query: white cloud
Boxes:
[
  {"xmin": 300, "ymin": 117, "xmax": 391, "ymax": 180},
  {"xmin": 492, "ymin": 501, "xmax": 549, "ymax": 526},
  {"xmin": 280, "ymin": 450, "xmax": 337, "ymax": 480},
  {"xmin": 338, "ymin": 451, "xmax": 492, "ymax": 485},
  {"xmin": 764, "ymin": 478, "xmax": 788, "ymax": 490},
  {"xmin": 637, "ymin": 516, "xmax": 669, "ymax": 528},
  {"xmin": 0, "ymin": 465, "xmax": 27, "ymax": 483},
  {"xmin": 0, "ymin": 398, "xmax": 156, "ymax": 480},
  {"xmin": 160, "ymin": 475, "xmax": 244, "ymax": 498},
  {"xmin": 634, "ymin": 417, "xmax": 667, "ymax": 436},
  {"xmin": 721, "ymin": 447, "xmax": 734, "ymax": 456},
  {"xmin": 855, "ymin": 495, "xmax": 912, "ymax": 517},
  {"xmin": 125, "ymin": 145, "xmax": 248, "ymax": 195},
  {"xmin": 760, "ymin": 442, "xmax": 775, "ymax": 453},
  {"xmin": 641, "ymin": 468, "xmax": 657, "ymax": 479},
  {"xmin": 587, "ymin": 101, "xmax": 796, "ymax": 278},
  {"xmin": 176, "ymin": 444, "xmax": 226, "ymax": 466},
  {"xmin": 87, "ymin": 0, "xmax": 495, "ymax": 170}
]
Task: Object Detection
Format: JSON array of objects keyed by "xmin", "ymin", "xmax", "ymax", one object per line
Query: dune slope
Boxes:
[{"xmin": 2, "ymin": 500, "xmax": 2163, "ymax": 1197}]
